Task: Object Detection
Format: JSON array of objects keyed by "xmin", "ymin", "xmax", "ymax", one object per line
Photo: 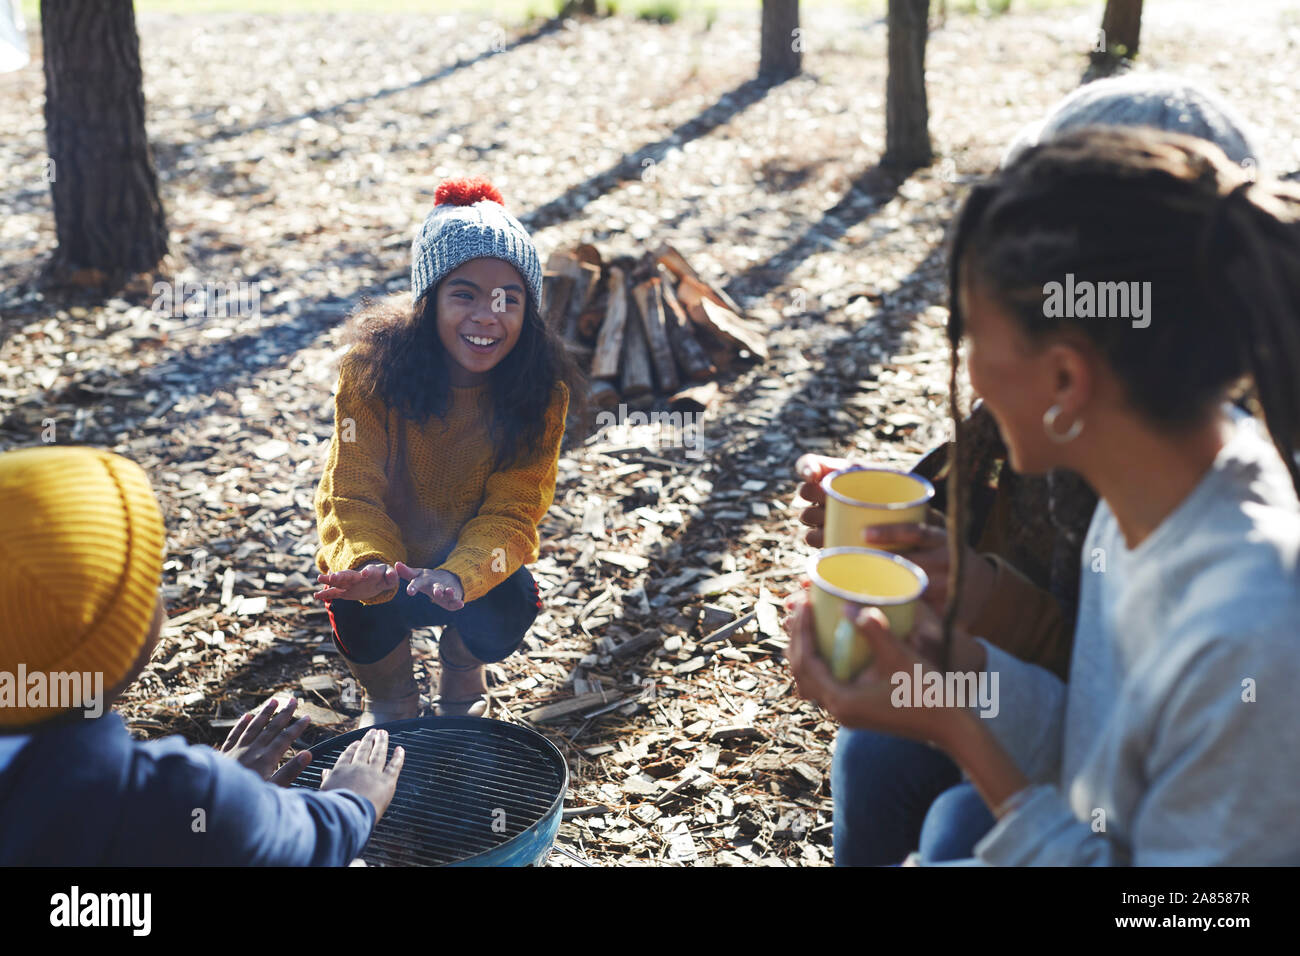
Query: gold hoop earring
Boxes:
[{"xmin": 1043, "ymin": 404, "xmax": 1083, "ymax": 443}]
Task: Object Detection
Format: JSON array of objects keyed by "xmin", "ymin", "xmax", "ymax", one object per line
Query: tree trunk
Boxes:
[
  {"xmin": 1100, "ymin": 0, "xmax": 1142, "ymax": 57},
  {"xmin": 884, "ymin": 0, "xmax": 932, "ymax": 169},
  {"xmin": 41, "ymin": 0, "xmax": 167, "ymax": 276},
  {"xmin": 1087, "ymin": 0, "xmax": 1143, "ymax": 80},
  {"xmin": 759, "ymin": 0, "xmax": 800, "ymax": 81}
]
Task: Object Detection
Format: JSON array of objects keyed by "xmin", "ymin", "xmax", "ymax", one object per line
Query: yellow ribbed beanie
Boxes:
[{"xmin": 0, "ymin": 446, "xmax": 165, "ymax": 729}]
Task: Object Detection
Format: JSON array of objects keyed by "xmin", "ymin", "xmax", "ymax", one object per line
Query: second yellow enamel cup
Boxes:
[
  {"xmin": 806, "ymin": 547, "xmax": 928, "ymax": 682},
  {"xmin": 821, "ymin": 467, "xmax": 935, "ymax": 550}
]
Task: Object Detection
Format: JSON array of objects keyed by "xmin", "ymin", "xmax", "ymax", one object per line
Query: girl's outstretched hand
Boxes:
[
  {"xmin": 314, "ymin": 562, "xmax": 398, "ymax": 603},
  {"xmin": 394, "ymin": 562, "xmax": 465, "ymax": 611}
]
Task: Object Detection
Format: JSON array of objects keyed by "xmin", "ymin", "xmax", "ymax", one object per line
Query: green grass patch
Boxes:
[{"xmin": 635, "ymin": 0, "xmax": 681, "ymax": 23}]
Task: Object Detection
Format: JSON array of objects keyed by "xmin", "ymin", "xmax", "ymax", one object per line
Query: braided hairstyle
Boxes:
[{"xmin": 940, "ymin": 126, "xmax": 1300, "ymax": 668}]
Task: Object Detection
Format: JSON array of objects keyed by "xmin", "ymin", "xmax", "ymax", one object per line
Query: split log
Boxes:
[
  {"xmin": 654, "ymin": 243, "xmax": 703, "ymax": 283},
  {"xmin": 590, "ymin": 266, "xmax": 628, "ymax": 380},
  {"xmin": 668, "ymin": 380, "xmax": 719, "ymax": 413},
  {"xmin": 569, "ymin": 262, "xmax": 601, "ymax": 340},
  {"xmin": 541, "ymin": 272, "xmax": 574, "ymax": 330},
  {"xmin": 658, "ymin": 270, "xmax": 716, "ymax": 382},
  {"xmin": 546, "ymin": 250, "xmax": 600, "ymax": 343},
  {"xmin": 545, "ymin": 250, "xmax": 575, "ymax": 274},
  {"xmin": 544, "ymin": 269, "xmax": 593, "ymax": 365},
  {"xmin": 655, "ymin": 243, "xmax": 745, "ymax": 316},
  {"xmin": 630, "ymin": 279, "xmax": 679, "ymax": 394},
  {"xmin": 577, "ymin": 306, "xmax": 605, "ymax": 342},
  {"xmin": 678, "ymin": 280, "xmax": 769, "ymax": 360},
  {"xmin": 551, "ymin": 256, "xmax": 600, "ymax": 345},
  {"xmin": 574, "ymin": 243, "xmax": 603, "ymax": 268},
  {"xmin": 619, "ymin": 300, "xmax": 654, "ymax": 400}
]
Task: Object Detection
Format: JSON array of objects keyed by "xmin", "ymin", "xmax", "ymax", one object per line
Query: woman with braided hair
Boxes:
[
  {"xmin": 796, "ymin": 74, "xmax": 1267, "ymax": 866},
  {"xmin": 787, "ymin": 126, "xmax": 1300, "ymax": 865}
]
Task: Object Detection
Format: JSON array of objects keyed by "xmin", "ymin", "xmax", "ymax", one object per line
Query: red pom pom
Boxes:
[{"xmin": 434, "ymin": 177, "xmax": 505, "ymax": 208}]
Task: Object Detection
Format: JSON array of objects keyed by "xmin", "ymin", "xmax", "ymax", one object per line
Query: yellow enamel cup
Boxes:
[
  {"xmin": 806, "ymin": 547, "xmax": 929, "ymax": 682},
  {"xmin": 820, "ymin": 467, "xmax": 935, "ymax": 550}
]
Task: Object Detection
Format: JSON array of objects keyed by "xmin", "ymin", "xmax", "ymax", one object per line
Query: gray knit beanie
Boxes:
[
  {"xmin": 1000, "ymin": 73, "xmax": 1262, "ymax": 172},
  {"xmin": 410, "ymin": 177, "xmax": 543, "ymax": 309}
]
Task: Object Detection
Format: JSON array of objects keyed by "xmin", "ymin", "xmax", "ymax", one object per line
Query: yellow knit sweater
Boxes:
[{"xmin": 314, "ymin": 354, "xmax": 569, "ymax": 606}]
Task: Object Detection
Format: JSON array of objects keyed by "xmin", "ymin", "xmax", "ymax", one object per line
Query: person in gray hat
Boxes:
[
  {"xmin": 313, "ymin": 177, "xmax": 584, "ymax": 722},
  {"xmin": 1001, "ymin": 72, "xmax": 1261, "ymax": 172}
]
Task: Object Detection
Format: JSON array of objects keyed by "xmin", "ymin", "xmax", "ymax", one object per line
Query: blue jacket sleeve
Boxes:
[{"xmin": 121, "ymin": 738, "xmax": 375, "ymax": 866}]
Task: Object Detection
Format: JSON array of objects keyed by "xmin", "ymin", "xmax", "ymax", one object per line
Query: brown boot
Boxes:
[
  {"xmin": 344, "ymin": 638, "xmax": 420, "ymax": 728},
  {"xmin": 435, "ymin": 625, "xmax": 490, "ymax": 718}
]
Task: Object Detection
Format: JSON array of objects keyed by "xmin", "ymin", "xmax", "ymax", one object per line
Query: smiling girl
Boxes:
[{"xmin": 314, "ymin": 177, "xmax": 583, "ymax": 722}]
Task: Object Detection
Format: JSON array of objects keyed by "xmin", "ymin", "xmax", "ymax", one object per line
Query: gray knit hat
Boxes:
[
  {"xmin": 410, "ymin": 177, "xmax": 543, "ymax": 309},
  {"xmin": 1000, "ymin": 73, "xmax": 1262, "ymax": 172}
]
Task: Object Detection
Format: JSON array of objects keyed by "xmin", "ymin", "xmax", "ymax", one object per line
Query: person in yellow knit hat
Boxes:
[
  {"xmin": 0, "ymin": 445, "xmax": 404, "ymax": 865},
  {"xmin": 314, "ymin": 176, "xmax": 584, "ymax": 723}
]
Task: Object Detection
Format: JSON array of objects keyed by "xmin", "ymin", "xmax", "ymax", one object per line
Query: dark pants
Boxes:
[
  {"xmin": 831, "ymin": 727, "xmax": 995, "ymax": 866},
  {"xmin": 324, "ymin": 565, "xmax": 540, "ymax": 665}
]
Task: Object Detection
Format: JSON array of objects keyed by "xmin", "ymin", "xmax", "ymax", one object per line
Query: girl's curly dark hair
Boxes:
[{"xmin": 341, "ymin": 286, "xmax": 587, "ymax": 469}]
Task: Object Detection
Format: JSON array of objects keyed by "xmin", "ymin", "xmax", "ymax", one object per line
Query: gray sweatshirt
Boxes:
[{"xmin": 973, "ymin": 410, "xmax": 1300, "ymax": 865}]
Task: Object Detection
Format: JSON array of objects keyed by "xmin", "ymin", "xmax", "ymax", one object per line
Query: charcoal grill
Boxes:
[{"xmin": 292, "ymin": 716, "xmax": 567, "ymax": 867}]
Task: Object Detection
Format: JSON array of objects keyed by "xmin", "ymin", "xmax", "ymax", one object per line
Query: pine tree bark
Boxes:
[
  {"xmin": 41, "ymin": 0, "xmax": 167, "ymax": 276},
  {"xmin": 759, "ymin": 0, "xmax": 800, "ymax": 81},
  {"xmin": 884, "ymin": 0, "xmax": 932, "ymax": 169}
]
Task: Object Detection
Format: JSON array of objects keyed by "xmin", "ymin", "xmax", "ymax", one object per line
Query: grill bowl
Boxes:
[{"xmin": 292, "ymin": 716, "xmax": 567, "ymax": 867}]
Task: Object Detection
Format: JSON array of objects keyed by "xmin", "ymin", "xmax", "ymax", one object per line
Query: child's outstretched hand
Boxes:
[
  {"xmin": 315, "ymin": 562, "xmax": 398, "ymax": 603},
  {"xmin": 321, "ymin": 729, "xmax": 405, "ymax": 822},
  {"xmin": 394, "ymin": 562, "xmax": 465, "ymax": 611},
  {"xmin": 218, "ymin": 696, "xmax": 312, "ymax": 786}
]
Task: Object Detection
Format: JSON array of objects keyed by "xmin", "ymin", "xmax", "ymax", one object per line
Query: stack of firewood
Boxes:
[{"xmin": 542, "ymin": 244, "xmax": 768, "ymax": 409}]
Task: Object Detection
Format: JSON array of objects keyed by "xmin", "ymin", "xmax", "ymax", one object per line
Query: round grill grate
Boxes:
[{"xmin": 292, "ymin": 716, "xmax": 567, "ymax": 867}]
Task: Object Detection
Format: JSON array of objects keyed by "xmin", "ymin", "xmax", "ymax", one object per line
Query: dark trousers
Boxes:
[
  {"xmin": 324, "ymin": 565, "xmax": 540, "ymax": 665},
  {"xmin": 831, "ymin": 727, "xmax": 995, "ymax": 865}
]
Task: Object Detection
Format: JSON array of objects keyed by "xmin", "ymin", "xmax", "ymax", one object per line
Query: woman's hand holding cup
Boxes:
[
  {"xmin": 785, "ymin": 594, "xmax": 959, "ymax": 743},
  {"xmin": 793, "ymin": 454, "xmax": 998, "ymax": 627},
  {"xmin": 794, "ymin": 455, "xmax": 854, "ymax": 548},
  {"xmin": 784, "ymin": 585, "xmax": 987, "ymax": 720}
]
